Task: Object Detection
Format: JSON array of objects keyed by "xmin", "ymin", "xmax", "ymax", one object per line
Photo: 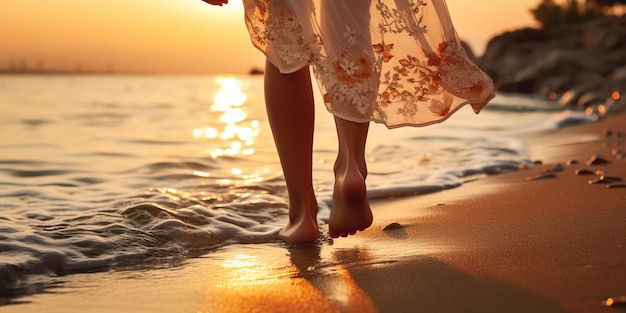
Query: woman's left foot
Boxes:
[{"xmin": 329, "ymin": 163, "xmax": 373, "ymax": 238}]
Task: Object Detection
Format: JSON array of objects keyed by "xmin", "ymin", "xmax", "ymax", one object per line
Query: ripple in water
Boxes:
[
  {"xmin": 1, "ymin": 74, "xmax": 583, "ymax": 301},
  {"xmin": 0, "ymin": 174, "xmax": 290, "ymax": 299}
]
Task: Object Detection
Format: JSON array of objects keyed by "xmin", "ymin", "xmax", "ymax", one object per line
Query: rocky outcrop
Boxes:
[{"xmin": 477, "ymin": 14, "xmax": 626, "ymax": 113}]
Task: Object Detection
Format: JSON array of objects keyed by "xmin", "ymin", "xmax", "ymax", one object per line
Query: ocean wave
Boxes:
[{"xmin": 0, "ymin": 75, "xmax": 575, "ymax": 302}]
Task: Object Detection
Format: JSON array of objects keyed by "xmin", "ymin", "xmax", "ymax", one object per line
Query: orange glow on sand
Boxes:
[
  {"xmin": 203, "ymin": 253, "xmax": 377, "ymax": 312},
  {"xmin": 612, "ymin": 91, "xmax": 621, "ymax": 100}
]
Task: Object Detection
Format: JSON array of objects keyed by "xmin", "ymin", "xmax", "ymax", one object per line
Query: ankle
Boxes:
[
  {"xmin": 287, "ymin": 196, "xmax": 318, "ymax": 218},
  {"xmin": 334, "ymin": 156, "xmax": 367, "ymax": 179}
]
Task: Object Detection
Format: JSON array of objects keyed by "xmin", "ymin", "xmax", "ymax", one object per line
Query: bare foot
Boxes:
[
  {"xmin": 329, "ymin": 163, "xmax": 373, "ymax": 238},
  {"xmin": 278, "ymin": 200, "xmax": 320, "ymax": 244}
]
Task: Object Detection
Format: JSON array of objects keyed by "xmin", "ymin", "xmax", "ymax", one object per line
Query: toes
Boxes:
[{"xmin": 329, "ymin": 228, "xmax": 364, "ymax": 238}]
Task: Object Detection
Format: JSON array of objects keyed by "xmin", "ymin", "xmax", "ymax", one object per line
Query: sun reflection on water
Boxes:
[{"xmin": 193, "ymin": 77, "xmax": 260, "ymax": 158}]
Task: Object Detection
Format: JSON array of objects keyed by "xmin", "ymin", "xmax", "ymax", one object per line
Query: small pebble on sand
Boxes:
[
  {"xmin": 575, "ymin": 169, "xmax": 594, "ymax": 176},
  {"xmin": 566, "ymin": 159, "xmax": 579, "ymax": 166},
  {"xmin": 600, "ymin": 129, "xmax": 622, "ymax": 138},
  {"xmin": 527, "ymin": 172, "xmax": 557, "ymax": 181},
  {"xmin": 550, "ymin": 164, "xmax": 564, "ymax": 172},
  {"xmin": 588, "ymin": 177, "xmax": 623, "ymax": 185},
  {"xmin": 607, "ymin": 183, "xmax": 626, "ymax": 189},
  {"xmin": 600, "ymin": 176, "xmax": 622, "ymax": 182},
  {"xmin": 603, "ymin": 296, "xmax": 626, "ymax": 307},
  {"xmin": 382, "ymin": 222, "xmax": 403, "ymax": 231},
  {"xmin": 601, "ymin": 128, "xmax": 614, "ymax": 137},
  {"xmin": 586, "ymin": 155, "xmax": 610, "ymax": 166}
]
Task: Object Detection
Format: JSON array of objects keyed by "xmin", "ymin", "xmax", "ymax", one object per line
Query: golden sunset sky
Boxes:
[{"xmin": 1, "ymin": 0, "xmax": 543, "ymax": 74}]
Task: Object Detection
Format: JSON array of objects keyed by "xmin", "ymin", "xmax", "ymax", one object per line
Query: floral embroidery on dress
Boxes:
[
  {"xmin": 376, "ymin": 38, "xmax": 493, "ymax": 118},
  {"xmin": 343, "ymin": 25, "xmax": 361, "ymax": 46},
  {"xmin": 428, "ymin": 93, "xmax": 453, "ymax": 116},
  {"xmin": 429, "ymin": 41, "xmax": 492, "ymax": 101},
  {"xmin": 318, "ymin": 50, "xmax": 378, "ymax": 116},
  {"xmin": 379, "ymin": 53, "xmax": 440, "ymax": 106},
  {"xmin": 245, "ymin": 0, "xmax": 321, "ymax": 69},
  {"xmin": 376, "ymin": 0, "xmax": 427, "ymax": 35},
  {"xmin": 373, "ymin": 43, "xmax": 394, "ymax": 63},
  {"xmin": 332, "ymin": 53, "xmax": 373, "ymax": 85}
]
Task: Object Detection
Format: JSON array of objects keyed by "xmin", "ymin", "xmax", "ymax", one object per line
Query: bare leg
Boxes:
[
  {"xmin": 329, "ymin": 117, "xmax": 373, "ymax": 238},
  {"xmin": 264, "ymin": 60, "xmax": 320, "ymax": 244}
]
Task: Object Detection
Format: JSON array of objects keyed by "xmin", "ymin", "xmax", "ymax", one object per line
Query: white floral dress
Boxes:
[{"xmin": 243, "ymin": 0, "xmax": 495, "ymax": 128}]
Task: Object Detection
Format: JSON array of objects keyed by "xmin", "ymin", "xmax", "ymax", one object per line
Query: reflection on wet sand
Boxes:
[
  {"xmin": 203, "ymin": 244, "xmax": 377, "ymax": 313},
  {"xmin": 0, "ymin": 240, "xmax": 568, "ymax": 313}
]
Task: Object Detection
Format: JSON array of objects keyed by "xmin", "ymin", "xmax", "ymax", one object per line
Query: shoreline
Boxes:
[
  {"xmin": 365, "ymin": 111, "xmax": 626, "ymax": 312},
  {"xmin": 2, "ymin": 112, "xmax": 625, "ymax": 313}
]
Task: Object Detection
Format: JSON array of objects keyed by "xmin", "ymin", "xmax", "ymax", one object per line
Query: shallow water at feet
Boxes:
[{"xmin": 0, "ymin": 74, "xmax": 593, "ymax": 297}]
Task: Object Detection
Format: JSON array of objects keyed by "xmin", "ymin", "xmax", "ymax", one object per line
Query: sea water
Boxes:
[{"xmin": 0, "ymin": 74, "xmax": 593, "ymax": 298}]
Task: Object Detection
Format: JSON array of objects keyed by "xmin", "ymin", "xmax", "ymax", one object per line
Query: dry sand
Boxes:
[{"xmin": 3, "ymin": 112, "xmax": 625, "ymax": 313}]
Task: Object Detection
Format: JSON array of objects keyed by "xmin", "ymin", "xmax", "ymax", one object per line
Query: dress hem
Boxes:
[
  {"xmin": 248, "ymin": 40, "xmax": 310, "ymax": 75},
  {"xmin": 327, "ymin": 91, "xmax": 496, "ymax": 129}
]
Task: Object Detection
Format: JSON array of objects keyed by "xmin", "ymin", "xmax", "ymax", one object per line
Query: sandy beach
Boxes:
[{"xmin": 3, "ymin": 111, "xmax": 625, "ymax": 313}]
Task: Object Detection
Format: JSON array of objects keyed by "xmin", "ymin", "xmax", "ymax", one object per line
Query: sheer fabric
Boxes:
[{"xmin": 243, "ymin": 0, "xmax": 495, "ymax": 128}]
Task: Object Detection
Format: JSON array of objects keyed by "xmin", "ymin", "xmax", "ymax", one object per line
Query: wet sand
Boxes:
[{"xmin": 3, "ymin": 112, "xmax": 625, "ymax": 313}]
